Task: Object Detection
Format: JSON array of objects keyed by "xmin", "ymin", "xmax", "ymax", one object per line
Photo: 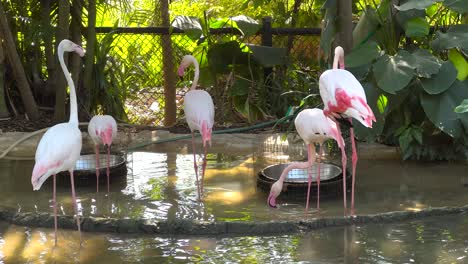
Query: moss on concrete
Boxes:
[{"xmin": 0, "ymin": 205, "xmax": 466, "ymax": 236}]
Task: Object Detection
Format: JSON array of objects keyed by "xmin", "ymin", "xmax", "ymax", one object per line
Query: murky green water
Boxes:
[
  {"xmin": 1, "ymin": 136, "xmax": 468, "ymax": 262},
  {"xmin": 0, "ymin": 214, "xmax": 467, "ymax": 263},
  {"xmin": 1, "ymin": 146, "xmax": 468, "ymax": 222}
]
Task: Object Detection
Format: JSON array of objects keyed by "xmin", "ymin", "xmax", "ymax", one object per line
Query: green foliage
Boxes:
[
  {"xmin": 172, "ymin": 14, "xmax": 293, "ymax": 124},
  {"xmin": 90, "ymin": 31, "xmax": 129, "ymax": 121},
  {"xmin": 324, "ymin": 0, "xmax": 468, "ymax": 160}
]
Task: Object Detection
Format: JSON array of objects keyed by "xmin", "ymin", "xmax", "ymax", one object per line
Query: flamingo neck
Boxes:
[
  {"xmin": 333, "ymin": 47, "xmax": 345, "ymax": 70},
  {"xmin": 190, "ymin": 57, "xmax": 199, "ymax": 91},
  {"xmin": 58, "ymin": 46, "xmax": 78, "ymax": 126}
]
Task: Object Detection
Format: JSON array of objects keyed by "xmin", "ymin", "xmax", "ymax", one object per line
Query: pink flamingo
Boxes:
[
  {"xmin": 319, "ymin": 46, "xmax": 376, "ymax": 214},
  {"xmin": 88, "ymin": 115, "xmax": 117, "ymax": 193},
  {"xmin": 268, "ymin": 108, "xmax": 346, "ymax": 213},
  {"xmin": 178, "ymin": 55, "xmax": 214, "ymax": 200},
  {"xmin": 31, "ymin": 39, "xmax": 84, "ymax": 245}
]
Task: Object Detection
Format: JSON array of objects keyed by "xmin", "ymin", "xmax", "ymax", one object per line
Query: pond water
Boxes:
[
  {"xmin": 0, "ymin": 214, "xmax": 467, "ymax": 263},
  {"xmin": 1, "ymin": 135, "xmax": 468, "ymax": 262},
  {"xmin": 0, "ymin": 139, "xmax": 467, "ymax": 222}
]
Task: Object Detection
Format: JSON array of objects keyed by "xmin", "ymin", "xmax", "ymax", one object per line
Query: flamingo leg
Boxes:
[
  {"xmin": 305, "ymin": 144, "xmax": 316, "ymax": 214},
  {"xmin": 335, "ymin": 122, "xmax": 348, "ymax": 215},
  {"xmin": 201, "ymin": 143, "xmax": 208, "ymax": 196},
  {"xmin": 69, "ymin": 170, "xmax": 82, "ymax": 244},
  {"xmin": 317, "ymin": 144, "xmax": 323, "ymax": 211},
  {"xmin": 53, "ymin": 174, "xmax": 57, "ymax": 246},
  {"xmin": 95, "ymin": 145, "xmax": 100, "ymax": 193},
  {"xmin": 349, "ymin": 118, "xmax": 358, "ymax": 215},
  {"xmin": 107, "ymin": 145, "xmax": 111, "ymax": 193},
  {"xmin": 191, "ymin": 132, "xmax": 201, "ymax": 200}
]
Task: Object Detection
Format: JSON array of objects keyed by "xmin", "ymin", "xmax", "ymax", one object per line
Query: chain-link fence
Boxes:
[{"xmin": 97, "ymin": 21, "xmax": 322, "ymax": 126}]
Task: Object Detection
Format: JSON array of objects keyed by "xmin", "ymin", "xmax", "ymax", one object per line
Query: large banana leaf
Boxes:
[
  {"xmin": 394, "ymin": 0, "xmax": 440, "ymax": 11},
  {"xmin": 420, "ymin": 80, "xmax": 468, "ymax": 138},
  {"xmin": 345, "ymin": 41, "xmax": 381, "ymax": 68},
  {"xmin": 407, "ymin": 48, "xmax": 441, "ymax": 78},
  {"xmin": 372, "ymin": 50, "xmax": 415, "ymax": 94},
  {"xmin": 230, "ymin": 15, "xmax": 260, "ymax": 37},
  {"xmin": 444, "ymin": 0, "xmax": 468, "ymax": 14},
  {"xmin": 171, "ymin": 15, "xmax": 203, "ymax": 40},
  {"xmin": 421, "ymin": 61, "xmax": 458, "ymax": 94},
  {"xmin": 431, "ymin": 24, "xmax": 468, "ymax": 53}
]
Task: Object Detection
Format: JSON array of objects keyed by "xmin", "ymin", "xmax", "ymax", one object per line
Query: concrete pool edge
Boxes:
[
  {"xmin": 0, "ymin": 130, "xmax": 401, "ymax": 160},
  {"xmin": 0, "ymin": 205, "xmax": 467, "ymax": 236}
]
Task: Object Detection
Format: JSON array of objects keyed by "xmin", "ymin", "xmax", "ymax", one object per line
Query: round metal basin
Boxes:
[
  {"xmin": 262, "ymin": 163, "xmax": 342, "ymax": 183},
  {"xmin": 74, "ymin": 154, "xmax": 126, "ymax": 171},
  {"xmin": 55, "ymin": 153, "xmax": 128, "ymax": 188},
  {"xmin": 257, "ymin": 162, "xmax": 351, "ymax": 199}
]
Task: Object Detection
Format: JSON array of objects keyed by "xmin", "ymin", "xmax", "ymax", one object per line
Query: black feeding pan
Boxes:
[
  {"xmin": 54, "ymin": 153, "xmax": 128, "ymax": 188},
  {"xmin": 257, "ymin": 162, "xmax": 351, "ymax": 199}
]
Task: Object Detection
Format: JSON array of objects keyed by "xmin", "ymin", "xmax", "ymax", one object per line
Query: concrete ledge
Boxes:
[{"xmin": 0, "ymin": 205, "xmax": 466, "ymax": 236}]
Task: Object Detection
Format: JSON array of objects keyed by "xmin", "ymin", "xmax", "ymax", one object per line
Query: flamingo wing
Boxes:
[
  {"xmin": 184, "ymin": 90, "xmax": 215, "ymax": 132},
  {"xmin": 319, "ymin": 69, "xmax": 375, "ymax": 127},
  {"xmin": 33, "ymin": 123, "xmax": 82, "ymax": 190}
]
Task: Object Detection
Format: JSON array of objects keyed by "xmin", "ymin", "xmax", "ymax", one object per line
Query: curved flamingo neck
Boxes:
[
  {"xmin": 333, "ymin": 46, "xmax": 345, "ymax": 70},
  {"xmin": 190, "ymin": 57, "xmax": 199, "ymax": 91},
  {"xmin": 58, "ymin": 46, "xmax": 78, "ymax": 126}
]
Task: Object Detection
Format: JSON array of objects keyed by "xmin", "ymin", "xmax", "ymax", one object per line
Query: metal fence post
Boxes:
[
  {"xmin": 161, "ymin": 0, "xmax": 176, "ymax": 127},
  {"xmin": 261, "ymin": 16, "xmax": 273, "ymax": 80}
]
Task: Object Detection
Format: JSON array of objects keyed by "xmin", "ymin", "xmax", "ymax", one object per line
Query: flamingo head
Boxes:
[
  {"xmin": 333, "ymin": 46, "xmax": 345, "ymax": 69},
  {"xmin": 98, "ymin": 126, "xmax": 114, "ymax": 146},
  {"xmin": 267, "ymin": 180, "xmax": 284, "ymax": 208},
  {"xmin": 58, "ymin": 39, "xmax": 85, "ymax": 57},
  {"xmin": 201, "ymin": 120, "xmax": 212, "ymax": 148},
  {"xmin": 178, "ymin": 55, "xmax": 197, "ymax": 77}
]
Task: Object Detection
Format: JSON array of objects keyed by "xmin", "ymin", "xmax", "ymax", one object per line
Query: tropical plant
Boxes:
[
  {"xmin": 322, "ymin": 0, "xmax": 468, "ymax": 160},
  {"xmin": 172, "ymin": 14, "xmax": 291, "ymax": 123}
]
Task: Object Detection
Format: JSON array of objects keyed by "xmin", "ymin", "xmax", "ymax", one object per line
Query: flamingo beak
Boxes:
[{"xmin": 267, "ymin": 193, "xmax": 277, "ymax": 208}]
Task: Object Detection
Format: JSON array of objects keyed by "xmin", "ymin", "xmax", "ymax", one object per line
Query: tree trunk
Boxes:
[
  {"xmin": 53, "ymin": 0, "xmax": 70, "ymax": 122},
  {"xmin": 41, "ymin": 0, "xmax": 55, "ymax": 96},
  {"xmin": 286, "ymin": 0, "xmax": 302, "ymax": 55},
  {"xmin": 83, "ymin": 0, "xmax": 96, "ymax": 117},
  {"xmin": 336, "ymin": 0, "xmax": 353, "ymax": 54},
  {"xmin": 0, "ymin": 1, "xmax": 39, "ymax": 120},
  {"xmin": 161, "ymin": 0, "xmax": 176, "ymax": 126},
  {"xmin": 71, "ymin": 0, "xmax": 86, "ymax": 120},
  {"xmin": 0, "ymin": 38, "xmax": 9, "ymax": 118}
]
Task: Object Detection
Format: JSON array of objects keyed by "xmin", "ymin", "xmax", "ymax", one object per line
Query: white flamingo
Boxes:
[
  {"xmin": 31, "ymin": 39, "xmax": 85, "ymax": 245},
  {"xmin": 268, "ymin": 108, "xmax": 346, "ymax": 213},
  {"xmin": 88, "ymin": 115, "xmax": 117, "ymax": 193},
  {"xmin": 178, "ymin": 55, "xmax": 214, "ymax": 200},
  {"xmin": 319, "ymin": 46, "xmax": 376, "ymax": 214}
]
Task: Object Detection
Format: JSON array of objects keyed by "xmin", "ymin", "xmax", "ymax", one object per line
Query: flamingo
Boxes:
[
  {"xmin": 31, "ymin": 39, "xmax": 85, "ymax": 245},
  {"xmin": 268, "ymin": 108, "xmax": 346, "ymax": 213},
  {"xmin": 178, "ymin": 55, "xmax": 214, "ymax": 200},
  {"xmin": 319, "ymin": 46, "xmax": 376, "ymax": 214},
  {"xmin": 88, "ymin": 115, "xmax": 117, "ymax": 193}
]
